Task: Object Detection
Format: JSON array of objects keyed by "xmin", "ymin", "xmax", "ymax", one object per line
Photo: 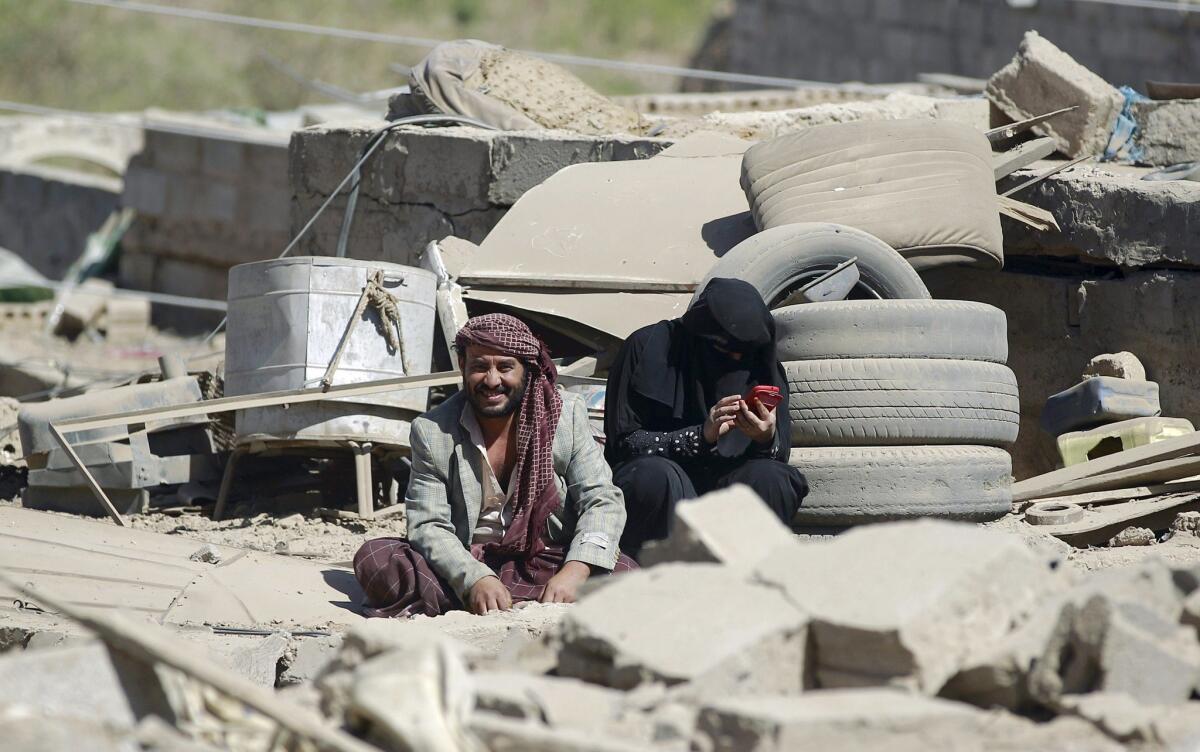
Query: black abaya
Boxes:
[{"xmin": 604, "ymin": 278, "xmax": 809, "ymax": 557}]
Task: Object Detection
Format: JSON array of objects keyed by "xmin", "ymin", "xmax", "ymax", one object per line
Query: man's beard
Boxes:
[{"xmin": 470, "ymin": 373, "xmax": 528, "ymax": 418}]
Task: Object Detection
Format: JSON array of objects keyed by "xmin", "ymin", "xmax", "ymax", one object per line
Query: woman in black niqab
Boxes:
[{"xmin": 604, "ymin": 278, "xmax": 808, "ymax": 558}]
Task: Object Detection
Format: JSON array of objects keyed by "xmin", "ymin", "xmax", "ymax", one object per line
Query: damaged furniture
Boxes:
[{"xmin": 17, "ymin": 359, "xmax": 220, "ymax": 516}]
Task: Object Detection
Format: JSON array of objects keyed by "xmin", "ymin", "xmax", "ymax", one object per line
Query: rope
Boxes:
[{"xmin": 320, "ymin": 270, "xmax": 407, "ymax": 390}]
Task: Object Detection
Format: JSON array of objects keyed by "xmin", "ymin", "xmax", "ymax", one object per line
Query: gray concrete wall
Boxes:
[
  {"xmin": 0, "ymin": 165, "xmax": 121, "ymax": 280},
  {"xmin": 119, "ymin": 122, "xmax": 291, "ymax": 312},
  {"xmin": 924, "ymin": 266, "xmax": 1200, "ymax": 480},
  {"xmin": 728, "ymin": 0, "xmax": 1200, "ymax": 87},
  {"xmin": 289, "ymin": 124, "xmax": 668, "ymax": 267}
]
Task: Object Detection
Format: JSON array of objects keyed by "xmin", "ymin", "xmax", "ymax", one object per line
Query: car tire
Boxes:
[
  {"xmin": 695, "ymin": 222, "xmax": 930, "ymax": 308},
  {"xmin": 785, "ymin": 359, "xmax": 1020, "ymax": 447},
  {"xmin": 789, "ymin": 445, "xmax": 1013, "ymax": 526},
  {"xmin": 773, "ymin": 300, "xmax": 1008, "ymax": 363}
]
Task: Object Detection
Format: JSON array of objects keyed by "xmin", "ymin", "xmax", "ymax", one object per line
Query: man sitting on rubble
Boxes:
[
  {"xmin": 354, "ymin": 313, "xmax": 635, "ymax": 617},
  {"xmin": 604, "ymin": 278, "xmax": 808, "ymax": 558}
]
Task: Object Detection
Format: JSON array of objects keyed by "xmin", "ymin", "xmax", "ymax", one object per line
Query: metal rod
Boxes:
[
  {"xmin": 1001, "ymin": 154, "xmax": 1092, "ymax": 197},
  {"xmin": 47, "ymin": 423, "xmax": 126, "ymax": 526},
  {"xmin": 53, "ymin": 369, "xmax": 464, "ymax": 435},
  {"xmin": 458, "ymin": 275, "xmax": 696, "ymax": 293},
  {"xmin": 986, "ymin": 106, "xmax": 1078, "ymax": 142}
]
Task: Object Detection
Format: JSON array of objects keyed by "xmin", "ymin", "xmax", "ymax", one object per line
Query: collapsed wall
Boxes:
[
  {"xmin": 118, "ymin": 115, "xmax": 292, "ymax": 328},
  {"xmin": 289, "ymin": 123, "xmax": 667, "ymax": 266}
]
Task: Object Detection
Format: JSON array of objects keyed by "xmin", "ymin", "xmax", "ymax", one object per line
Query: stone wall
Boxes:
[
  {"xmin": 289, "ymin": 123, "xmax": 668, "ymax": 267},
  {"xmin": 0, "ymin": 165, "xmax": 121, "ymax": 280},
  {"xmin": 118, "ymin": 117, "xmax": 292, "ymax": 314},
  {"xmin": 728, "ymin": 0, "xmax": 1200, "ymax": 87},
  {"xmin": 925, "ymin": 266, "xmax": 1200, "ymax": 481}
]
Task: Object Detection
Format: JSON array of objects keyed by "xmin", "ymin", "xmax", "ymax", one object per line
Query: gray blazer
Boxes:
[{"xmin": 405, "ymin": 389, "xmax": 626, "ymax": 600}]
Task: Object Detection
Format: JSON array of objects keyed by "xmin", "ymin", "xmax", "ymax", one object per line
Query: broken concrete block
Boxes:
[
  {"xmin": 557, "ymin": 564, "xmax": 807, "ymax": 696},
  {"xmin": 188, "ymin": 543, "xmax": 222, "ymax": 564},
  {"xmin": 1057, "ymin": 692, "xmax": 1160, "ymax": 743},
  {"xmin": 1108, "ymin": 526, "xmax": 1156, "ymax": 547},
  {"xmin": 53, "ymin": 278, "xmax": 113, "ymax": 338},
  {"xmin": 279, "ymin": 634, "xmax": 343, "ymax": 686},
  {"xmin": 1083, "ymin": 351, "xmax": 1147, "ymax": 381},
  {"xmin": 1056, "ymin": 416, "xmax": 1193, "ymax": 466},
  {"xmin": 1132, "ymin": 98, "xmax": 1200, "ymax": 166},
  {"xmin": 1182, "ymin": 591, "xmax": 1200, "ymax": 633},
  {"xmin": 944, "ymin": 558, "xmax": 1185, "ymax": 711},
  {"xmin": 1171, "ymin": 511, "xmax": 1200, "ymax": 537},
  {"xmin": 1031, "ymin": 596, "xmax": 1200, "ymax": 706},
  {"xmin": 1040, "ymin": 376, "xmax": 1161, "ymax": 437},
  {"xmin": 754, "ymin": 520, "xmax": 1052, "ymax": 695},
  {"xmin": 0, "ymin": 643, "xmax": 138, "ymax": 728},
  {"xmin": 639, "ymin": 484, "xmax": 797, "ymax": 569},
  {"xmin": 473, "ymin": 671, "xmax": 625, "ymax": 730},
  {"xmin": 100, "ymin": 296, "xmax": 151, "ymax": 344},
  {"xmin": 987, "ymin": 31, "xmax": 1124, "ymax": 159},
  {"xmin": 693, "ymin": 690, "xmax": 1119, "ymax": 752}
]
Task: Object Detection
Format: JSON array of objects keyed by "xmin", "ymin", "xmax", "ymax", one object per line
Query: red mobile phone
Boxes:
[{"xmin": 745, "ymin": 385, "xmax": 783, "ymax": 412}]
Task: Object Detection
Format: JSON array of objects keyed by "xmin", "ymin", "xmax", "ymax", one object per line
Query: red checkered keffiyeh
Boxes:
[{"xmin": 455, "ymin": 314, "xmax": 562, "ymax": 560}]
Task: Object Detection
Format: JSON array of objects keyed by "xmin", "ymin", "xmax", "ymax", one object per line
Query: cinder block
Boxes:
[
  {"xmin": 54, "ymin": 278, "xmax": 114, "ymax": 337},
  {"xmin": 987, "ymin": 31, "xmax": 1123, "ymax": 158},
  {"xmin": 147, "ymin": 129, "xmax": 201, "ymax": 173},
  {"xmin": 121, "ymin": 166, "xmax": 168, "ymax": 216},
  {"xmin": 198, "ymin": 182, "xmax": 238, "ymax": 224},
  {"xmin": 201, "ymin": 138, "xmax": 245, "ymax": 179},
  {"xmin": 1040, "ymin": 376, "xmax": 1161, "ymax": 437},
  {"xmin": 754, "ymin": 520, "xmax": 1054, "ymax": 695},
  {"xmin": 1132, "ymin": 99, "xmax": 1200, "ymax": 166},
  {"xmin": 557, "ymin": 563, "xmax": 808, "ymax": 697},
  {"xmin": 640, "ymin": 485, "xmax": 797, "ymax": 569}
]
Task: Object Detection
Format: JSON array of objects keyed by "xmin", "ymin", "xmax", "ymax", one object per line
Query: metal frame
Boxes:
[{"xmin": 49, "ymin": 367, "xmax": 608, "ymax": 526}]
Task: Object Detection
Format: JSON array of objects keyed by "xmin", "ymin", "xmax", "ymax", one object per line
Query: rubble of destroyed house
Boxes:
[{"xmin": 2, "ymin": 10, "xmax": 1200, "ymax": 752}]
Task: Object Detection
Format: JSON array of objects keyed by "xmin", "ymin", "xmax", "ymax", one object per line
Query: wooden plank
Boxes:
[
  {"xmin": 1026, "ymin": 458, "xmax": 1200, "ymax": 501},
  {"xmin": 1015, "ymin": 479, "xmax": 1200, "ymax": 512},
  {"xmin": 1029, "ymin": 493, "xmax": 1200, "ymax": 547},
  {"xmin": 54, "ymin": 368, "xmax": 464, "ymax": 434},
  {"xmin": 992, "ymin": 136, "xmax": 1057, "ymax": 180},
  {"xmin": 0, "ymin": 575, "xmax": 377, "ymax": 752},
  {"xmin": 1012, "ymin": 430, "xmax": 1200, "ymax": 501},
  {"xmin": 48, "ymin": 422, "xmax": 126, "ymax": 526}
]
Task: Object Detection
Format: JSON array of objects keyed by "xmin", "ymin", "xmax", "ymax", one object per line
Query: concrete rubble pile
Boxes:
[{"xmin": 6, "ymin": 486, "xmax": 1200, "ymax": 750}]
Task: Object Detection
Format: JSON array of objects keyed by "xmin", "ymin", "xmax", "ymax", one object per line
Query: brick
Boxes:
[
  {"xmin": 148, "ymin": 129, "xmax": 201, "ymax": 173},
  {"xmin": 1082, "ymin": 351, "xmax": 1147, "ymax": 381},
  {"xmin": 986, "ymin": 31, "xmax": 1123, "ymax": 158},
  {"xmin": 754, "ymin": 520, "xmax": 1053, "ymax": 695},
  {"xmin": 1132, "ymin": 99, "xmax": 1200, "ymax": 166},
  {"xmin": 200, "ymin": 137, "xmax": 244, "ymax": 179},
  {"xmin": 640, "ymin": 485, "xmax": 797, "ymax": 569},
  {"xmin": 557, "ymin": 563, "xmax": 807, "ymax": 697}
]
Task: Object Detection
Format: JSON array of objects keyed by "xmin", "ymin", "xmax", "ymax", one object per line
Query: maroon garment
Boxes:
[
  {"xmin": 353, "ymin": 537, "xmax": 638, "ymax": 618},
  {"xmin": 454, "ymin": 314, "xmax": 563, "ymax": 562}
]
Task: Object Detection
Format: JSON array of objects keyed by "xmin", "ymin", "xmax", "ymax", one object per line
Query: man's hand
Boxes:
[
  {"xmin": 468, "ymin": 575, "xmax": 512, "ymax": 614},
  {"xmin": 734, "ymin": 398, "xmax": 777, "ymax": 445},
  {"xmin": 540, "ymin": 560, "xmax": 591, "ymax": 604},
  {"xmin": 703, "ymin": 395, "xmax": 743, "ymax": 444}
]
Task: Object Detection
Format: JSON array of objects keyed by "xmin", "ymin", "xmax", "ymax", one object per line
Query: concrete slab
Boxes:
[
  {"xmin": 754, "ymin": 520, "xmax": 1053, "ymax": 694},
  {"xmin": 0, "ymin": 507, "xmax": 363, "ymax": 630},
  {"xmin": 558, "ymin": 563, "xmax": 807, "ymax": 696},
  {"xmin": 640, "ymin": 485, "xmax": 797, "ymax": 569}
]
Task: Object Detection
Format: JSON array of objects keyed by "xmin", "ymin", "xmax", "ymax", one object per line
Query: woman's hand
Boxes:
[
  {"xmin": 735, "ymin": 398, "xmax": 777, "ymax": 445},
  {"xmin": 703, "ymin": 395, "xmax": 742, "ymax": 444}
]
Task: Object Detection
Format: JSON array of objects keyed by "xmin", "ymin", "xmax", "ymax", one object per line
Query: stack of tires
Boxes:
[{"xmin": 774, "ymin": 300, "xmax": 1019, "ymax": 527}]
